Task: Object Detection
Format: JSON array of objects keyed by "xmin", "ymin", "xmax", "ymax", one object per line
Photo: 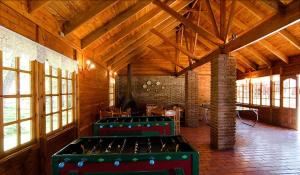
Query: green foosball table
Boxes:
[
  {"xmin": 52, "ymin": 135, "xmax": 199, "ymax": 175},
  {"xmin": 93, "ymin": 116, "xmax": 175, "ymax": 136}
]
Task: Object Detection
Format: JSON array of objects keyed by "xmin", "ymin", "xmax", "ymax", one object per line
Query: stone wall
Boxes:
[{"xmin": 116, "ymin": 75, "xmax": 185, "ymax": 109}]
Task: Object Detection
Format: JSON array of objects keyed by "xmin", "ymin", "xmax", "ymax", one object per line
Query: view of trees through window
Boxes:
[
  {"xmin": 0, "ymin": 50, "xmax": 76, "ymax": 154},
  {"xmin": 272, "ymin": 75, "xmax": 280, "ymax": 107},
  {"xmin": 236, "ymin": 75, "xmax": 285, "ymax": 108},
  {"xmin": 1, "ymin": 51, "xmax": 33, "ymax": 151},
  {"xmin": 109, "ymin": 75, "xmax": 115, "ymax": 107},
  {"xmin": 45, "ymin": 62, "xmax": 74, "ymax": 134},
  {"xmin": 283, "ymin": 78, "xmax": 296, "ymax": 108}
]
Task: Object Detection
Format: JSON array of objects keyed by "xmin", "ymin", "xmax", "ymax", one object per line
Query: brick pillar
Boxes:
[
  {"xmin": 210, "ymin": 54, "xmax": 236, "ymax": 150},
  {"xmin": 185, "ymin": 70, "xmax": 199, "ymax": 127}
]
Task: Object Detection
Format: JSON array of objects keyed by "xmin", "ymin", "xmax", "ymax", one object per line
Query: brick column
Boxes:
[
  {"xmin": 210, "ymin": 54, "xmax": 236, "ymax": 150},
  {"xmin": 185, "ymin": 70, "xmax": 199, "ymax": 127}
]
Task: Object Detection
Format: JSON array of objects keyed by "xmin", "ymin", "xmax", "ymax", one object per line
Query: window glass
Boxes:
[
  {"xmin": 45, "ymin": 66, "xmax": 75, "ymax": 134},
  {"xmin": 20, "ymin": 97, "xmax": 31, "ymax": 119},
  {"xmin": 19, "ymin": 56, "xmax": 31, "ymax": 71},
  {"xmin": 3, "ymin": 51, "xmax": 15, "ymax": 68},
  {"xmin": 3, "ymin": 70, "xmax": 16, "ymax": 95},
  {"xmin": 62, "ymin": 111, "xmax": 67, "ymax": 126},
  {"xmin": 20, "ymin": 72, "xmax": 31, "ymax": 94},
  {"xmin": 109, "ymin": 75, "xmax": 115, "ymax": 107},
  {"xmin": 261, "ymin": 76, "xmax": 270, "ymax": 106},
  {"xmin": 62, "ymin": 79, "xmax": 67, "ymax": 94},
  {"xmin": 68, "ymin": 110, "xmax": 73, "ymax": 124},
  {"xmin": 283, "ymin": 78, "xmax": 296, "ymax": 108},
  {"xmin": 52, "ymin": 78, "xmax": 58, "ymax": 94},
  {"xmin": 252, "ymin": 78, "xmax": 261, "ymax": 105},
  {"xmin": 4, "ymin": 124, "xmax": 17, "ymax": 151},
  {"xmin": 3, "ymin": 98, "xmax": 17, "ymax": 123},
  {"xmin": 1, "ymin": 53, "xmax": 34, "ymax": 152},
  {"xmin": 20, "ymin": 120, "xmax": 31, "ymax": 144},
  {"xmin": 52, "ymin": 96, "xmax": 59, "ymax": 113},
  {"xmin": 272, "ymin": 75, "xmax": 280, "ymax": 107}
]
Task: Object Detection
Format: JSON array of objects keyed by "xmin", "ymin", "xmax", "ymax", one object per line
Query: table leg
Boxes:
[{"xmin": 236, "ymin": 110, "xmax": 258, "ymax": 127}]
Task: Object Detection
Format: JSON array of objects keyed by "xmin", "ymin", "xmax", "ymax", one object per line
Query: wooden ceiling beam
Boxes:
[
  {"xmin": 176, "ymin": 48, "xmax": 221, "ymax": 76},
  {"xmin": 236, "ymin": 63, "xmax": 246, "ymax": 73},
  {"xmin": 210, "ymin": 0, "xmax": 248, "ymax": 31},
  {"xmin": 97, "ymin": 0, "xmax": 191, "ymax": 62},
  {"xmin": 238, "ymin": 0, "xmax": 265, "ymax": 19},
  {"xmin": 102, "ymin": 17, "xmax": 179, "ymax": 63},
  {"xmin": 278, "ymin": 30, "xmax": 300, "ymax": 50},
  {"xmin": 176, "ymin": 0, "xmax": 300, "ymax": 76},
  {"xmin": 112, "ymin": 31, "xmax": 174, "ymax": 71},
  {"xmin": 259, "ymin": 40, "xmax": 289, "ymax": 63},
  {"xmin": 205, "ymin": 0, "xmax": 219, "ymax": 37},
  {"xmin": 225, "ymin": 0, "xmax": 236, "ymax": 42},
  {"xmin": 112, "ymin": 50, "xmax": 148, "ymax": 72},
  {"xmin": 81, "ymin": 0, "xmax": 151, "ymax": 49},
  {"xmin": 92, "ymin": 0, "xmax": 177, "ymax": 59},
  {"xmin": 152, "ymin": 0, "xmax": 223, "ymax": 45},
  {"xmin": 231, "ymin": 52, "xmax": 257, "ymax": 70},
  {"xmin": 63, "ymin": 0, "xmax": 118, "ymax": 36},
  {"xmin": 243, "ymin": 47, "xmax": 272, "ymax": 67},
  {"xmin": 107, "ymin": 20, "xmax": 179, "ymax": 66},
  {"xmin": 28, "ymin": 0, "xmax": 50, "ymax": 13},
  {"xmin": 150, "ymin": 28, "xmax": 201, "ymax": 60},
  {"xmin": 147, "ymin": 45, "xmax": 185, "ymax": 69},
  {"xmin": 220, "ymin": 0, "xmax": 226, "ymax": 41},
  {"xmin": 225, "ymin": 0, "xmax": 300, "ymax": 53}
]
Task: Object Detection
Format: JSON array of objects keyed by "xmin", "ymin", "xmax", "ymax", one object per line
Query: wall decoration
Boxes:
[{"xmin": 142, "ymin": 80, "xmax": 165, "ymax": 93}]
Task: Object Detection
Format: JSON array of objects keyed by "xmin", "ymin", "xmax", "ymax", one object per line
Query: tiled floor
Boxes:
[{"xmin": 181, "ymin": 120, "xmax": 300, "ymax": 175}]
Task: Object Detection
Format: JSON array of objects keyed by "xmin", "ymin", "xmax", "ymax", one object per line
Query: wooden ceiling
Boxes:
[{"xmin": 2, "ymin": 0, "xmax": 300, "ymax": 75}]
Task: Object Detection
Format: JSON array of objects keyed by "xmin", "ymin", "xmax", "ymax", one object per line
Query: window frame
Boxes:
[
  {"xmin": 109, "ymin": 74, "xmax": 115, "ymax": 107},
  {"xmin": 44, "ymin": 63, "xmax": 75, "ymax": 136},
  {"xmin": 283, "ymin": 78, "xmax": 297, "ymax": 109},
  {"xmin": 0, "ymin": 51, "xmax": 36, "ymax": 157},
  {"xmin": 272, "ymin": 75, "xmax": 280, "ymax": 107},
  {"xmin": 252, "ymin": 78, "xmax": 261, "ymax": 106},
  {"xmin": 261, "ymin": 76, "xmax": 270, "ymax": 106}
]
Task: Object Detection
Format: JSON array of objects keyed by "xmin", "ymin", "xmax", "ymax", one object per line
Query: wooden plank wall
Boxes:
[
  {"xmin": 0, "ymin": 2, "xmax": 109, "ymax": 175},
  {"xmin": 78, "ymin": 51, "xmax": 109, "ymax": 136}
]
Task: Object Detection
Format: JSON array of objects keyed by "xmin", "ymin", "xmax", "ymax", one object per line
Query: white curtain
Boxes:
[{"xmin": 0, "ymin": 25, "xmax": 78, "ymax": 73}]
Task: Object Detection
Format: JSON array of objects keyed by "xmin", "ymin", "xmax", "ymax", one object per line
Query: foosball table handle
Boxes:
[
  {"xmin": 77, "ymin": 159, "xmax": 86, "ymax": 168},
  {"xmin": 114, "ymin": 160, "xmax": 120, "ymax": 167},
  {"xmin": 149, "ymin": 159, "xmax": 155, "ymax": 166},
  {"xmin": 58, "ymin": 158, "xmax": 70, "ymax": 169}
]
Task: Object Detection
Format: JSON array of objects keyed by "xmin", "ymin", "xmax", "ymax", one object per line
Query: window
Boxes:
[
  {"xmin": 272, "ymin": 75, "xmax": 280, "ymax": 107},
  {"xmin": 236, "ymin": 79, "xmax": 250, "ymax": 104},
  {"xmin": 61, "ymin": 70, "xmax": 74, "ymax": 127},
  {"xmin": 45, "ymin": 62, "xmax": 74, "ymax": 134},
  {"xmin": 283, "ymin": 78, "xmax": 296, "ymax": 108},
  {"xmin": 243, "ymin": 79, "xmax": 250, "ymax": 104},
  {"xmin": 261, "ymin": 76, "xmax": 270, "ymax": 106},
  {"xmin": 0, "ymin": 51, "xmax": 34, "ymax": 152},
  {"xmin": 252, "ymin": 78, "xmax": 261, "ymax": 105},
  {"xmin": 236, "ymin": 80, "xmax": 243, "ymax": 103},
  {"xmin": 109, "ymin": 75, "xmax": 115, "ymax": 107}
]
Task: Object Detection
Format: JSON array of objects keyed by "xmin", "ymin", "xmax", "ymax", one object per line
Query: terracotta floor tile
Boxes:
[{"xmin": 181, "ymin": 120, "xmax": 300, "ymax": 175}]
